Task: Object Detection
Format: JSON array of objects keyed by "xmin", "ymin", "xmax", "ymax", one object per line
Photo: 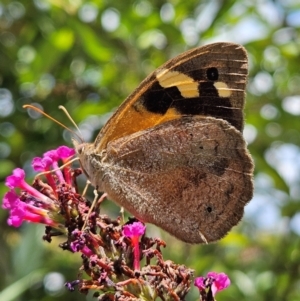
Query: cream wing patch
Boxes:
[
  {"xmin": 214, "ymin": 81, "xmax": 232, "ymax": 97},
  {"xmin": 156, "ymin": 69, "xmax": 232, "ymax": 99},
  {"xmin": 156, "ymin": 69, "xmax": 199, "ymax": 98}
]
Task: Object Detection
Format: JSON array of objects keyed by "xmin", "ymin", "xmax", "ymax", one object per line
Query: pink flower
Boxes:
[
  {"xmin": 5, "ymin": 168, "xmax": 26, "ymax": 189},
  {"xmin": 41, "ymin": 146, "xmax": 74, "ymax": 162},
  {"xmin": 32, "ymin": 156, "xmax": 57, "ymax": 191},
  {"xmin": 122, "ymin": 221, "xmax": 146, "ymax": 270},
  {"xmin": 56, "ymin": 146, "xmax": 75, "ymax": 185},
  {"xmin": 194, "ymin": 276, "xmax": 206, "ymax": 291},
  {"xmin": 43, "ymin": 149, "xmax": 59, "ymax": 161},
  {"xmin": 5, "ymin": 168, "xmax": 52, "ymax": 206},
  {"xmin": 2, "ymin": 190, "xmax": 19, "ymax": 209},
  {"xmin": 2, "ymin": 190, "xmax": 57, "ymax": 228},
  {"xmin": 32, "ymin": 156, "xmax": 53, "ymax": 171},
  {"xmin": 194, "ymin": 272, "xmax": 230, "ymax": 297},
  {"xmin": 7, "ymin": 205, "xmax": 27, "ymax": 227},
  {"xmin": 56, "ymin": 146, "xmax": 75, "ymax": 158},
  {"xmin": 34, "ymin": 149, "xmax": 64, "ymax": 182},
  {"xmin": 32, "ymin": 146, "xmax": 75, "ymax": 187},
  {"xmin": 122, "ymin": 221, "xmax": 146, "ymax": 237},
  {"xmin": 208, "ymin": 272, "xmax": 230, "ymax": 296},
  {"xmin": 2, "ymin": 146, "xmax": 77, "ymax": 230}
]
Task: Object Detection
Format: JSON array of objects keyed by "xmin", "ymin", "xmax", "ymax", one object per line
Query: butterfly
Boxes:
[{"xmin": 74, "ymin": 42, "xmax": 254, "ymax": 244}]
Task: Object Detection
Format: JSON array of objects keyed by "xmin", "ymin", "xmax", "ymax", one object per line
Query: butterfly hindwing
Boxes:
[{"xmin": 99, "ymin": 116, "xmax": 253, "ymax": 243}]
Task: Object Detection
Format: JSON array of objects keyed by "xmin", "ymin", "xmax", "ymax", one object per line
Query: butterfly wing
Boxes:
[
  {"xmin": 95, "ymin": 42, "xmax": 248, "ymax": 150},
  {"xmin": 99, "ymin": 116, "xmax": 253, "ymax": 243}
]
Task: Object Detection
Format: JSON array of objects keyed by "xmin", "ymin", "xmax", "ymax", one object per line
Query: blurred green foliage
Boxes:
[{"xmin": 1, "ymin": 0, "xmax": 300, "ymax": 300}]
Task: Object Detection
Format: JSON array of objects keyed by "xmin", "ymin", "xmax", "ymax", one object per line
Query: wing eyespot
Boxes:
[
  {"xmin": 206, "ymin": 206, "xmax": 213, "ymax": 213},
  {"xmin": 206, "ymin": 67, "xmax": 219, "ymax": 81}
]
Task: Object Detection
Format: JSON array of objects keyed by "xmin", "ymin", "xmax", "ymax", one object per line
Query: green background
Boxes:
[{"xmin": 1, "ymin": 0, "xmax": 300, "ymax": 300}]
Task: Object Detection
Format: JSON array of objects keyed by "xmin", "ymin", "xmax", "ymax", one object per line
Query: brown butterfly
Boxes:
[{"xmin": 75, "ymin": 42, "xmax": 254, "ymax": 244}]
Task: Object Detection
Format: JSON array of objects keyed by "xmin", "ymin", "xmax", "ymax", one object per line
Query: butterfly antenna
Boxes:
[
  {"xmin": 58, "ymin": 105, "xmax": 84, "ymax": 141},
  {"xmin": 23, "ymin": 104, "xmax": 83, "ymax": 143}
]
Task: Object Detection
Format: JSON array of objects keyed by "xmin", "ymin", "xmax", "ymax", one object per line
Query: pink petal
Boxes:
[
  {"xmin": 56, "ymin": 146, "xmax": 75, "ymax": 158},
  {"xmin": 122, "ymin": 221, "xmax": 146, "ymax": 238},
  {"xmin": 32, "ymin": 156, "xmax": 52, "ymax": 171},
  {"xmin": 2, "ymin": 190, "xmax": 19, "ymax": 209},
  {"xmin": 207, "ymin": 272, "xmax": 218, "ymax": 278},
  {"xmin": 5, "ymin": 168, "xmax": 25, "ymax": 189},
  {"xmin": 194, "ymin": 277, "xmax": 206, "ymax": 290},
  {"xmin": 7, "ymin": 206, "xmax": 26, "ymax": 227},
  {"xmin": 214, "ymin": 272, "xmax": 230, "ymax": 291},
  {"xmin": 194, "ymin": 272, "xmax": 230, "ymax": 296},
  {"xmin": 43, "ymin": 149, "xmax": 59, "ymax": 161}
]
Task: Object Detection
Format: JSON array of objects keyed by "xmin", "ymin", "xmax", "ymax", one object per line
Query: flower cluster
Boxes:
[
  {"xmin": 3, "ymin": 146, "xmax": 75, "ymax": 229},
  {"xmin": 2, "ymin": 146, "xmax": 230, "ymax": 300}
]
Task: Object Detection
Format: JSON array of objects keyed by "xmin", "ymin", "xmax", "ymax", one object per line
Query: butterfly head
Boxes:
[{"xmin": 73, "ymin": 139, "xmax": 103, "ymax": 187}]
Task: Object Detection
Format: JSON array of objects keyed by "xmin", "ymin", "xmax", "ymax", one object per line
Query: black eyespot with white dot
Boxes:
[{"xmin": 206, "ymin": 67, "xmax": 219, "ymax": 81}]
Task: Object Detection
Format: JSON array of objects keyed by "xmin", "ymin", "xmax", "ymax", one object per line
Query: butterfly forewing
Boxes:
[{"xmin": 95, "ymin": 43, "xmax": 248, "ymax": 151}]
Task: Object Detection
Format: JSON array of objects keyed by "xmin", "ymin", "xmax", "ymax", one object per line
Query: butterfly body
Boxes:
[{"xmin": 75, "ymin": 42, "xmax": 254, "ymax": 244}]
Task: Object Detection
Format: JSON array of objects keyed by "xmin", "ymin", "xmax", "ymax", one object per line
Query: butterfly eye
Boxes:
[
  {"xmin": 206, "ymin": 67, "xmax": 219, "ymax": 81},
  {"xmin": 76, "ymin": 144, "xmax": 85, "ymax": 155}
]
